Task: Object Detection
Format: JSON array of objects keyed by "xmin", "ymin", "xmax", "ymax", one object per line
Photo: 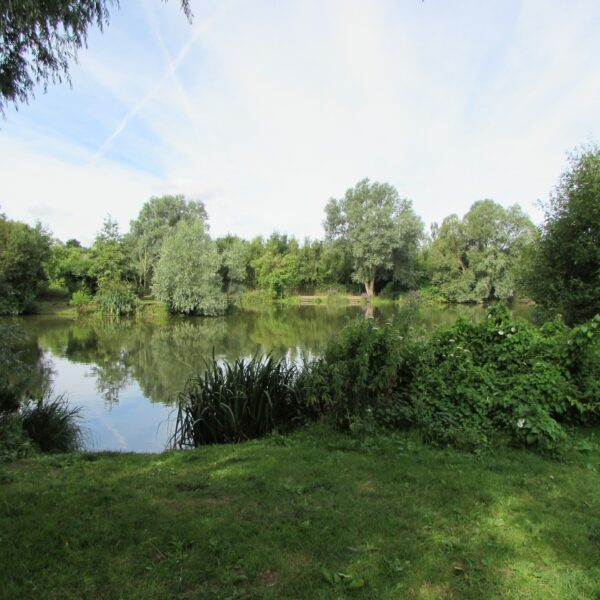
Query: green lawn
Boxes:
[{"xmin": 1, "ymin": 425, "xmax": 599, "ymax": 599}]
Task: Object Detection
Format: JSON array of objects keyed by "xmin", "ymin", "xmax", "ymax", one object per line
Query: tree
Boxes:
[
  {"xmin": 320, "ymin": 239, "xmax": 354, "ymax": 290},
  {"xmin": 47, "ymin": 239, "xmax": 95, "ymax": 294},
  {"xmin": 0, "ymin": 214, "xmax": 51, "ymax": 314},
  {"xmin": 127, "ymin": 195, "xmax": 208, "ymax": 292},
  {"xmin": 524, "ymin": 147, "xmax": 600, "ymax": 324},
  {"xmin": 216, "ymin": 235, "xmax": 248, "ymax": 296},
  {"xmin": 91, "ymin": 216, "xmax": 128, "ymax": 284},
  {"xmin": 153, "ymin": 220, "xmax": 227, "ymax": 316},
  {"xmin": 1, "ymin": 0, "xmax": 191, "ymax": 114},
  {"xmin": 324, "ymin": 178, "xmax": 423, "ymax": 297},
  {"xmin": 429, "ymin": 200, "xmax": 535, "ymax": 303}
]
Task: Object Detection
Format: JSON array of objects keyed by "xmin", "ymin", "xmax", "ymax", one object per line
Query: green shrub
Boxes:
[
  {"xmin": 313, "ymin": 318, "xmax": 420, "ymax": 430},
  {"xmin": 70, "ymin": 289, "xmax": 94, "ymax": 314},
  {"xmin": 21, "ymin": 392, "xmax": 83, "ymax": 453},
  {"xmin": 0, "ymin": 412, "xmax": 32, "ymax": 461},
  {"xmin": 95, "ymin": 279, "xmax": 136, "ymax": 317},
  {"xmin": 313, "ymin": 303, "xmax": 598, "ymax": 452}
]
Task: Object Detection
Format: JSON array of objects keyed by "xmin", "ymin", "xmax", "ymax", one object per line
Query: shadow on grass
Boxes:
[{"xmin": 1, "ymin": 428, "xmax": 599, "ymax": 599}]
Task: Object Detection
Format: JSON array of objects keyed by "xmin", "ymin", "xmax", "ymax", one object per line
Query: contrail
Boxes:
[
  {"xmin": 89, "ymin": 5, "xmax": 229, "ymax": 164},
  {"xmin": 140, "ymin": 0, "xmax": 201, "ymax": 137}
]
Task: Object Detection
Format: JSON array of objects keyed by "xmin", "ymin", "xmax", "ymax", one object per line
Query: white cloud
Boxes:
[{"xmin": 1, "ymin": 0, "xmax": 599, "ymax": 243}]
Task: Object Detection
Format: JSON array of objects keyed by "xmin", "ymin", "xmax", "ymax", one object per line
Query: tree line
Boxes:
[{"xmin": 1, "ymin": 146, "xmax": 598, "ymax": 324}]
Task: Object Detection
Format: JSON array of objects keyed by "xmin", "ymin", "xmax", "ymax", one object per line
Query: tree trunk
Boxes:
[{"xmin": 364, "ymin": 280, "xmax": 375, "ymax": 298}]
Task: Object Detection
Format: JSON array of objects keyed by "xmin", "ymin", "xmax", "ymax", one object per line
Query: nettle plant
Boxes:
[
  {"xmin": 315, "ymin": 303, "xmax": 599, "ymax": 452},
  {"xmin": 411, "ymin": 304, "xmax": 599, "ymax": 451}
]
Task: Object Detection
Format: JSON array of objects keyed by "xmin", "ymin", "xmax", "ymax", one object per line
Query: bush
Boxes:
[
  {"xmin": 21, "ymin": 392, "xmax": 83, "ymax": 453},
  {"xmin": 95, "ymin": 279, "xmax": 136, "ymax": 317},
  {"xmin": 0, "ymin": 413, "xmax": 33, "ymax": 461},
  {"xmin": 314, "ymin": 303, "xmax": 598, "ymax": 452},
  {"xmin": 313, "ymin": 318, "xmax": 420, "ymax": 430},
  {"xmin": 70, "ymin": 289, "xmax": 94, "ymax": 314}
]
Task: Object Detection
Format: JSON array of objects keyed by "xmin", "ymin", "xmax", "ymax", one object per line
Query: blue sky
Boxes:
[{"xmin": 1, "ymin": 0, "xmax": 599, "ymax": 245}]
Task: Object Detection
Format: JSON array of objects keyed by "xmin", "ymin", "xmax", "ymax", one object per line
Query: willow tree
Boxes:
[
  {"xmin": 152, "ymin": 220, "xmax": 227, "ymax": 316},
  {"xmin": 429, "ymin": 200, "xmax": 536, "ymax": 302},
  {"xmin": 127, "ymin": 195, "xmax": 208, "ymax": 292},
  {"xmin": 324, "ymin": 179, "xmax": 423, "ymax": 297},
  {"xmin": 1, "ymin": 0, "xmax": 191, "ymax": 114}
]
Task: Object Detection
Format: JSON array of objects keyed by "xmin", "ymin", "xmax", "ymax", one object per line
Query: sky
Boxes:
[{"xmin": 1, "ymin": 0, "xmax": 599, "ymax": 245}]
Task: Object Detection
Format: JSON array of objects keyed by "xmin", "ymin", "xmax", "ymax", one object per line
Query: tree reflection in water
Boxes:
[{"xmin": 20, "ymin": 303, "xmax": 532, "ymax": 407}]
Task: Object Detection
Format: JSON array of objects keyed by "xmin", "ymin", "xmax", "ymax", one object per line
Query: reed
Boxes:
[
  {"xmin": 171, "ymin": 355, "xmax": 317, "ymax": 447},
  {"xmin": 21, "ymin": 392, "xmax": 84, "ymax": 452}
]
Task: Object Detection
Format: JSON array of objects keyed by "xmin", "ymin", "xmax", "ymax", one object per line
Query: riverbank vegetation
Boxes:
[
  {"xmin": 172, "ymin": 304, "xmax": 599, "ymax": 454},
  {"xmin": 1, "ymin": 145, "xmax": 598, "ymax": 322}
]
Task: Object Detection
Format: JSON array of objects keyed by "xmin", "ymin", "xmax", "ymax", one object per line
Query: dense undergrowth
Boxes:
[{"xmin": 173, "ymin": 304, "xmax": 600, "ymax": 453}]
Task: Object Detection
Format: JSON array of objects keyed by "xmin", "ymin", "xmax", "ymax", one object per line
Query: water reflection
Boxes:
[{"xmin": 4, "ymin": 303, "xmax": 532, "ymax": 451}]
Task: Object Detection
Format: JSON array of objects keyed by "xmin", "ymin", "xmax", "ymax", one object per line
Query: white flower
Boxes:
[
  {"xmin": 498, "ymin": 330, "xmax": 504, "ymax": 336},
  {"xmin": 516, "ymin": 418, "xmax": 525, "ymax": 429},
  {"xmin": 511, "ymin": 326, "xmax": 516, "ymax": 333}
]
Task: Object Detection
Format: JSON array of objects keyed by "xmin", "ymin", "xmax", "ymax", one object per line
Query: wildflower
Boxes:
[
  {"xmin": 517, "ymin": 418, "xmax": 525, "ymax": 429},
  {"xmin": 498, "ymin": 330, "xmax": 504, "ymax": 336},
  {"xmin": 511, "ymin": 326, "xmax": 516, "ymax": 333}
]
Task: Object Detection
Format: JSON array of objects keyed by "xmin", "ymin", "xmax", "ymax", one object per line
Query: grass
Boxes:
[{"xmin": 1, "ymin": 424, "xmax": 599, "ymax": 599}]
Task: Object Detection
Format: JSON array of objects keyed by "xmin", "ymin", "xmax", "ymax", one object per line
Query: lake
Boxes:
[{"xmin": 4, "ymin": 303, "xmax": 533, "ymax": 452}]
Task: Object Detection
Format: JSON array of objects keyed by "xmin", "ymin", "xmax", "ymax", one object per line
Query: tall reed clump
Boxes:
[
  {"xmin": 95, "ymin": 279, "xmax": 136, "ymax": 317},
  {"xmin": 21, "ymin": 392, "xmax": 84, "ymax": 453},
  {"xmin": 171, "ymin": 355, "xmax": 320, "ymax": 447}
]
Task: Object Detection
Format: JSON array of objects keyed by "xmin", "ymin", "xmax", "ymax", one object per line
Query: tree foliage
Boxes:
[
  {"xmin": 429, "ymin": 200, "xmax": 535, "ymax": 303},
  {"xmin": 0, "ymin": 0, "xmax": 191, "ymax": 114},
  {"xmin": 324, "ymin": 179, "xmax": 423, "ymax": 296},
  {"xmin": 216, "ymin": 235, "xmax": 248, "ymax": 296},
  {"xmin": 0, "ymin": 214, "xmax": 51, "ymax": 314},
  {"xmin": 127, "ymin": 195, "xmax": 208, "ymax": 292},
  {"xmin": 91, "ymin": 216, "xmax": 129, "ymax": 284},
  {"xmin": 47, "ymin": 239, "xmax": 95, "ymax": 295},
  {"xmin": 153, "ymin": 220, "xmax": 227, "ymax": 316},
  {"xmin": 524, "ymin": 147, "xmax": 600, "ymax": 324}
]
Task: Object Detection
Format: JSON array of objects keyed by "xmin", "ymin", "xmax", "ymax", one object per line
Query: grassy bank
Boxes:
[{"xmin": 1, "ymin": 424, "xmax": 599, "ymax": 599}]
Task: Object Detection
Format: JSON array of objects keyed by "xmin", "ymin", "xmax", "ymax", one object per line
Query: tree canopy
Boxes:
[
  {"xmin": 524, "ymin": 147, "xmax": 600, "ymax": 323},
  {"xmin": 127, "ymin": 195, "xmax": 208, "ymax": 292},
  {"xmin": 0, "ymin": 214, "xmax": 51, "ymax": 314},
  {"xmin": 153, "ymin": 220, "xmax": 227, "ymax": 316},
  {"xmin": 428, "ymin": 200, "xmax": 535, "ymax": 303},
  {"xmin": 324, "ymin": 179, "xmax": 423, "ymax": 297},
  {"xmin": 0, "ymin": 0, "xmax": 191, "ymax": 114}
]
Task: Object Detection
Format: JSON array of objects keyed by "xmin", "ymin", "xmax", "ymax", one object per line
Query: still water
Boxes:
[{"xmin": 6, "ymin": 303, "xmax": 531, "ymax": 452}]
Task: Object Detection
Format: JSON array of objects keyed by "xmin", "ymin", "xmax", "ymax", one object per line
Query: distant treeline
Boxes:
[{"xmin": 1, "ymin": 145, "xmax": 598, "ymax": 324}]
